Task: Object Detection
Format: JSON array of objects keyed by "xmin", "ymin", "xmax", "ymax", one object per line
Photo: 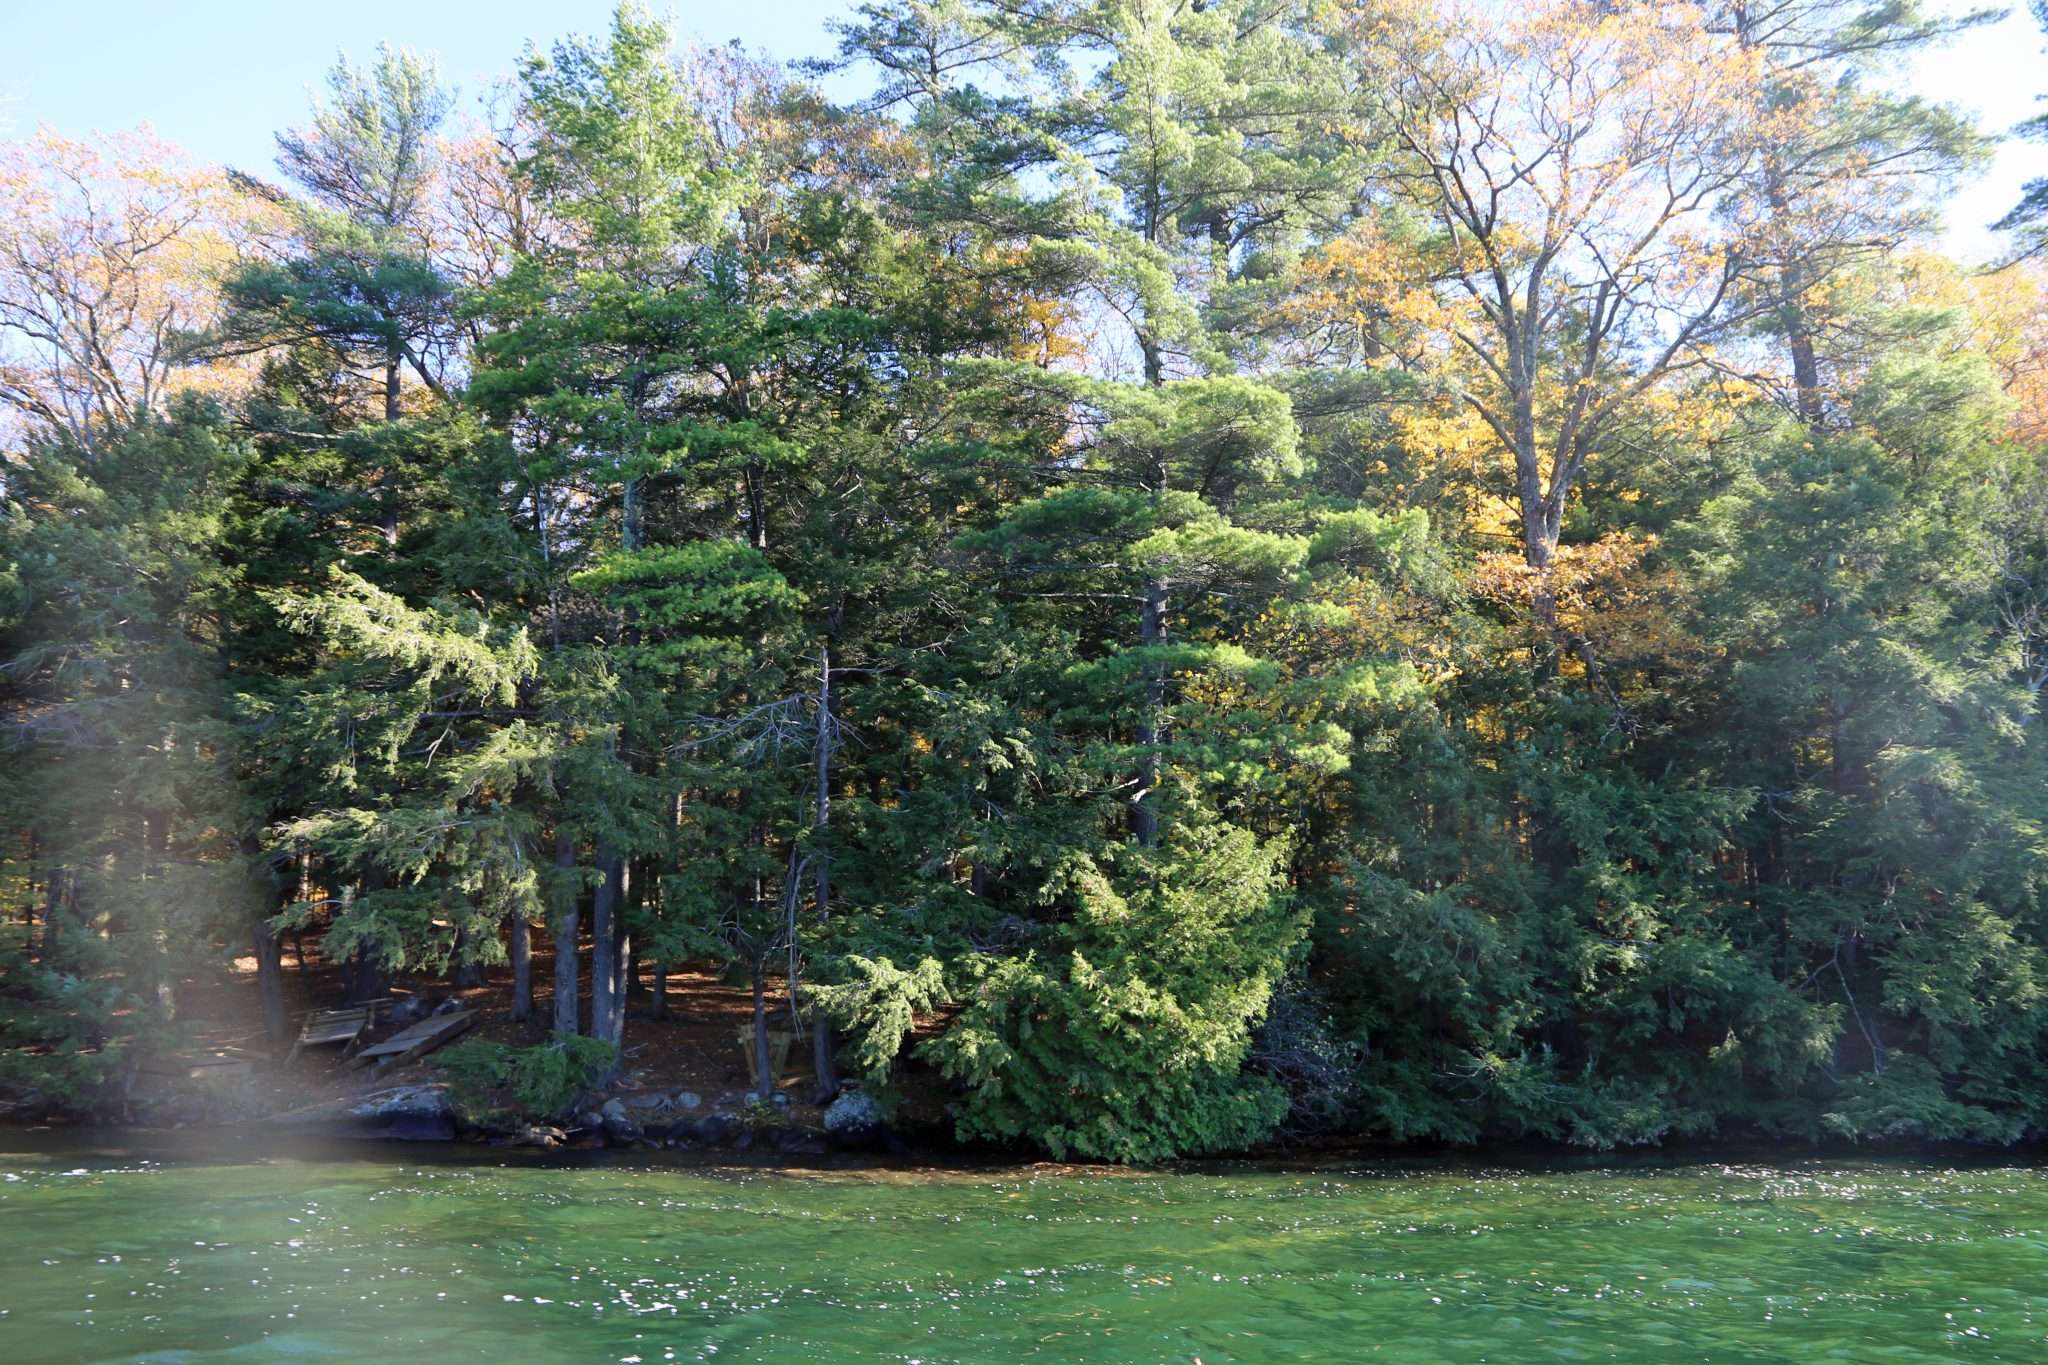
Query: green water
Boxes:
[{"xmin": 2, "ymin": 1145, "xmax": 2045, "ymax": 1362}]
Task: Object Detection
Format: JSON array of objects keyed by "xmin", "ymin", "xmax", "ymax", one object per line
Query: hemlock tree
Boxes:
[{"xmin": 0, "ymin": 405, "xmax": 285, "ymax": 1091}]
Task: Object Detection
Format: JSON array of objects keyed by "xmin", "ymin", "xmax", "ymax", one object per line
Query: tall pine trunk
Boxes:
[
  {"xmin": 252, "ymin": 916, "xmax": 290, "ymax": 1050},
  {"xmin": 551, "ymin": 828, "xmax": 580, "ymax": 1036},
  {"xmin": 244, "ymin": 835, "xmax": 289, "ymax": 1048},
  {"xmin": 751, "ymin": 961, "xmax": 774, "ymax": 1098},
  {"xmin": 449, "ymin": 926, "xmax": 485, "ymax": 989},
  {"xmin": 589, "ymin": 846, "xmax": 629, "ymax": 1047},
  {"xmin": 509, "ymin": 913, "xmax": 531, "ymax": 1022},
  {"xmin": 809, "ymin": 643, "xmax": 841, "ymax": 1099},
  {"xmin": 1134, "ymin": 577, "xmax": 1166, "ymax": 847}
]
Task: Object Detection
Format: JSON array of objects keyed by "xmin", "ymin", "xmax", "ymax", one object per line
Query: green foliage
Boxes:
[
  {"xmin": 0, "ymin": 408, "xmax": 264, "ymax": 1112},
  {"xmin": 439, "ymin": 1034, "xmax": 618, "ymax": 1120},
  {"xmin": 927, "ymin": 817, "xmax": 1305, "ymax": 1162},
  {"xmin": 8, "ymin": 0, "xmax": 2048, "ymax": 1162},
  {"xmin": 809, "ymin": 955, "xmax": 947, "ymax": 1087},
  {"xmin": 0, "ymin": 925, "xmax": 137, "ymax": 1115}
]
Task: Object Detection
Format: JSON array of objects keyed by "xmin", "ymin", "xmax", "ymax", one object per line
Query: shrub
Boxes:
[
  {"xmin": 808, "ymin": 954, "xmax": 947, "ymax": 1087},
  {"xmin": 926, "ymin": 818, "xmax": 1307, "ymax": 1163},
  {"xmin": 439, "ymin": 1033, "xmax": 617, "ymax": 1120}
]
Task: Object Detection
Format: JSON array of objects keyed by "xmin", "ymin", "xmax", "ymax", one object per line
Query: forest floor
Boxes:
[{"xmin": 121, "ymin": 935, "xmax": 951, "ymax": 1138}]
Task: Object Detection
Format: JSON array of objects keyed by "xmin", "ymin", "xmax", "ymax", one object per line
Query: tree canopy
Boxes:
[{"xmin": 3, "ymin": 0, "xmax": 2045, "ymax": 1161}]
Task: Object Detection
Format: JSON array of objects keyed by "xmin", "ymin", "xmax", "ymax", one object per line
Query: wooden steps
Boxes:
[
  {"xmin": 285, "ymin": 1005, "xmax": 376, "ymax": 1065},
  {"xmin": 347, "ymin": 1009, "xmax": 475, "ymax": 1069}
]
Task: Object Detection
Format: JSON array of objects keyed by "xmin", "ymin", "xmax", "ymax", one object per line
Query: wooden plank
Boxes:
[
  {"xmin": 291, "ymin": 998, "xmax": 390, "ymax": 1020},
  {"xmin": 349, "ymin": 1010, "xmax": 475, "ymax": 1068},
  {"xmin": 138, "ymin": 1053, "xmax": 255, "ymax": 1081},
  {"xmin": 287, "ymin": 1007, "xmax": 371, "ymax": 1065}
]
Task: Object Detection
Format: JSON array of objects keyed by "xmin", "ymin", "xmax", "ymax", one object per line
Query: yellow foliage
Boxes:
[
  {"xmin": 0, "ymin": 127, "xmax": 273, "ymax": 450},
  {"xmin": 1966, "ymin": 261, "xmax": 2048, "ymax": 445}
]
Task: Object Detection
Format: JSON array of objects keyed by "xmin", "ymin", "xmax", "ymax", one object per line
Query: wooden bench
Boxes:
[{"xmin": 285, "ymin": 1005, "xmax": 376, "ymax": 1065}]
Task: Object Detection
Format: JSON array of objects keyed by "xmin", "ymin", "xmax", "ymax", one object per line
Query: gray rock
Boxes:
[
  {"xmin": 822, "ymin": 1089, "xmax": 883, "ymax": 1138},
  {"xmin": 770, "ymin": 1090, "xmax": 793, "ymax": 1108},
  {"xmin": 268, "ymin": 1084, "xmax": 456, "ymax": 1142},
  {"xmin": 626, "ymin": 1092, "xmax": 672, "ymax": 1112},
  {"xmin": 674, "ymin": 1091, "xmax": 702, "ymax": 1111},
  {"xmin": 774, "ymin": 1130, "xmax": 828, "ymax": 1157},
  {"xmin": 691, "ymin": 1112, "xmax": 742, "ymax": 1146},
  {"xmin": 601, "ymin": 1113, "xmax": 643, "ymax": 1143},
  {"xmin": 575, "ymin": 1108, "xmax": 603, "ymax": 1132},
  {"xmin": 348, "ymin": 1084, "xmax": 454, "ymax": 1120},
  {"xmin": 600, "ymin": 1097, "xmax": 628, "ymax": 1121}
]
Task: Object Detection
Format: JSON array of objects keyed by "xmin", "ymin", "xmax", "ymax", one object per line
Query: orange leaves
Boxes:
[
  {"xmin": 1013, "ymin": 293, "xmax": 1091, "ymax": 370},
  {"xmin": 1964, "ymin": 260, "xmax": 2048, "ymax": 445},
  {"xmin": 1473, "ymin": 531, "xmax": 1699, "ymax": 665},
  {"xmin": 0, "ymin": 127, "xmax": 272, "ymax": 449},
  {"xmin": 1473, "ymin": 534, "xmax": 1653, "ymax": 617}
]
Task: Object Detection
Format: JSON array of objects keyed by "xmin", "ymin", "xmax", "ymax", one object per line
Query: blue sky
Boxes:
[{"xmin": 2, "ymin": 0, "xmax": 2041, "ymax": 262}]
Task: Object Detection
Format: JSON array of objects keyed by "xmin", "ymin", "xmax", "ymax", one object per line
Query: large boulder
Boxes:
[
  {"xmin": 822, "ymin": 1089, "xmax": 884, "ymax": 1144},
  {"xmin": 690, "ymin": 1111, "xmax": 743, "ymax": 1147},
  {"xmin": 773, "ymin": 1128, "xmax": 828, "ymax": 1157},
  {"xmin": 269, "ymin": 1084, "xmax": 456, "ymax": 1141}
]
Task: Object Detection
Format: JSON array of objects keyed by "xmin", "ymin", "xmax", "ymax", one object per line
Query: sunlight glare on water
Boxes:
[{"xmin": 0, "ymin": 1150, "xmax": 2044, "ymax": 1362}]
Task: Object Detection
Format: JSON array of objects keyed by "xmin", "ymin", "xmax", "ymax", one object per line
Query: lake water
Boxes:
[{"xmin": 2, "ymin": 1142, "xmax": 2044, "ymax": 1361}]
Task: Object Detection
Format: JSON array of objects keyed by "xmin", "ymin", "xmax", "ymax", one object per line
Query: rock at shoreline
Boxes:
[
  {"xmin": 268, "ymin": 1084, "xmax": 456, "ymax": 1142},
  {"xmin": 773, "ymin": 1128, "xmax": 827, "ymax": 1156},
  {"xmin": 823, "ymin": 1090, "xmax": 884, "ymax": 1146},
  {"xmin": 691, "ymin": 1112, "xmax": 742, "ymax": 1146}
]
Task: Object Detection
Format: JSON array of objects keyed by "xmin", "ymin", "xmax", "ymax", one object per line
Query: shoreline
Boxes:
[{"xmin": 6, "ymin": 1117, "xmax": 2045, "ymax": 1179}]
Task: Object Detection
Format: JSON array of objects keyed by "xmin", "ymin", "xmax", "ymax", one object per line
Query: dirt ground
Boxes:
[{"xmin": 155, "ymin": 930, "xmax": 945, "ymax": 1125}]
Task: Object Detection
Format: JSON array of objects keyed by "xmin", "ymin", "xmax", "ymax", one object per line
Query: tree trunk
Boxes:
[
  {"xmin": 609, "ymin": 900, "xmax": 630, "ymax": 1044},
  {"xmin": 449, "ymin": 926, "xmax": 485, "ymax": 989},
  {"xmin": 551, "ymin": 828, "xmax": 580, "ymax": 1036},
  {"xmin": 810, "ymin": 1013, "xmax": 840, "ymax": 1104},
  {"xmin": 346, "ymin": 942, "xmax": 390, "ymax": 1006},
  {"xmin": 810, "ymin": 643, "xmax": 841, "ymax": 1096},
  {"xmin": 21, "ymin": 830, "xmax": 37, "ymax": 959},
  {"xmin": 590, "ymin": 846, "xmax": 630, "ymax": 1047},
  {"xmin": 1134, "ymin": 576, "xmax": 1167, "ymax": 846},
  {"xmin": 243, "ymin": 834, "xmax": 290, "ymax": 1049},
  {"xmin": 38, "ymin": 866, "xmax": 68, "ymax": 962},
  {"xmin": 509, "ymin": 913, "xmax": 531, "ymax": 1022},
  {"xmin": 590, "ymin": 845, "xmax": 617, "ymax": 1043},
  {"xmin": 291, "ymin": 851, "xmax": 313, "ymax": 984},
  {"xmin": 252, "ymin": 915, "xmax": 290, "ymax": 1051},
  {"xmin": 344, "ymin": 868, "xmax": 392, "ymax": 1004},
  {"xmin": 751, "ymin": 962, "xmax": 774, "ymax": 1098},
  {"xmin": 650, "ymin": 961, "xmax": 668, "ymax": 1020}
]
